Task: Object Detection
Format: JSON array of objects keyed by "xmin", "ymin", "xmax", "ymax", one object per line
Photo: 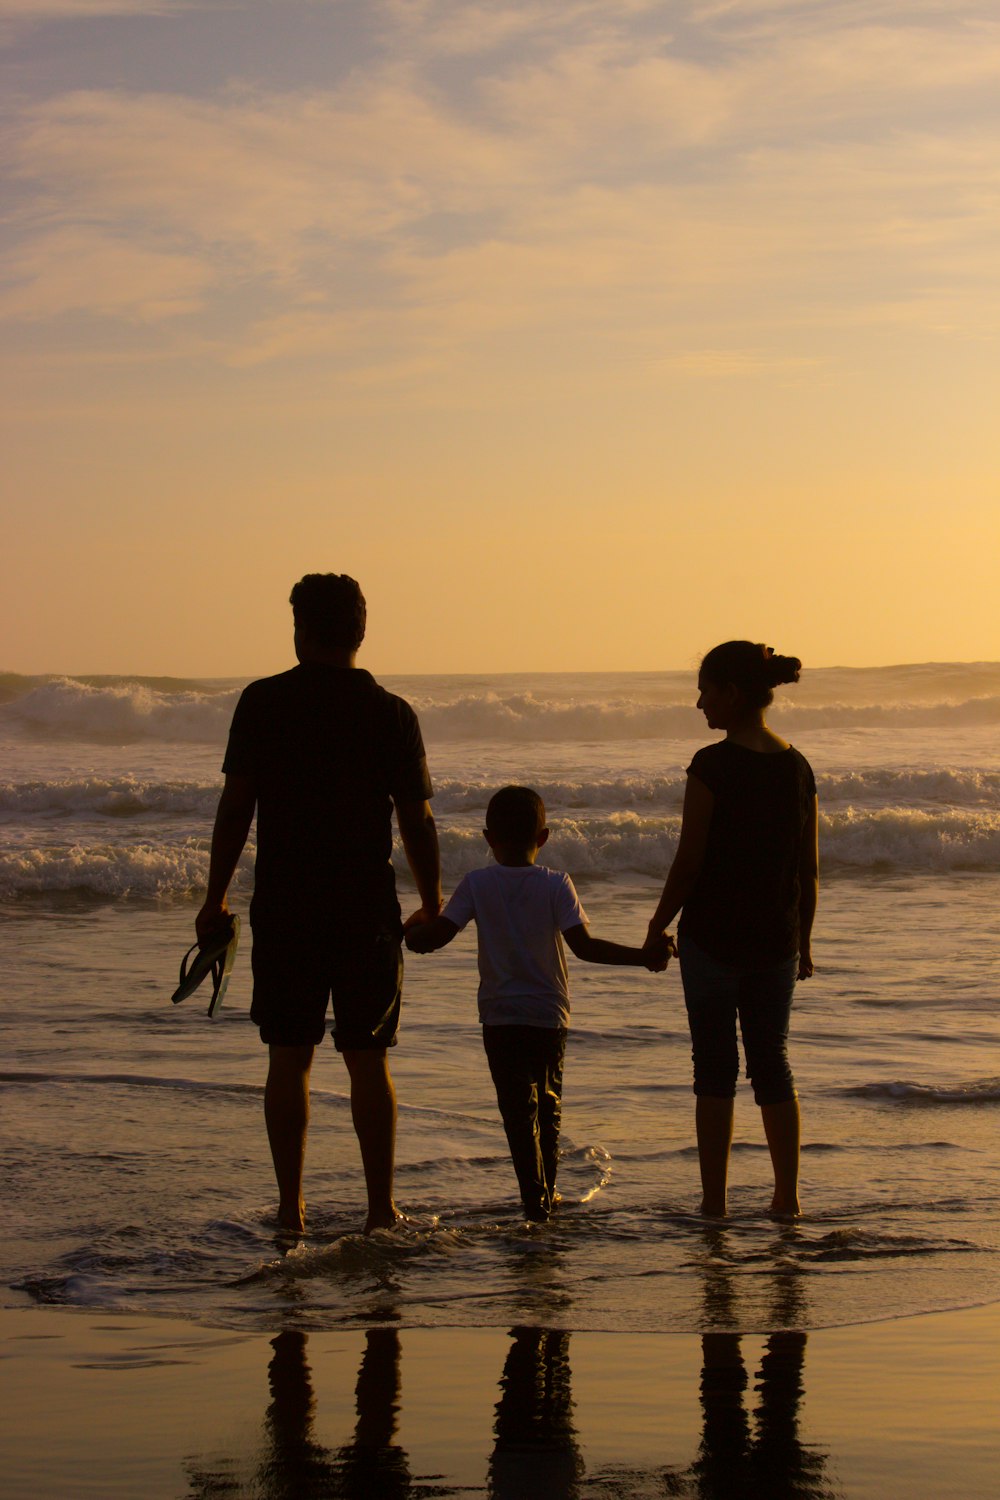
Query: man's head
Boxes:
[
  {"xmin": 484, "ymin": 785, "xmax": 547, "ymax": 857},
  {"xmin": 290, "ymin": 574, "xmax": 366, "ymax": 656}
]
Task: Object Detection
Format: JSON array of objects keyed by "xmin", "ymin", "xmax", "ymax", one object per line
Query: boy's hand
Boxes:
[
  {"xmin": 402, "ymin": 904, "xmax": 441, "ymax": 934},
  {"xmin": 643, "ymin": 932, "xmax": 677, "ymax": 972}
]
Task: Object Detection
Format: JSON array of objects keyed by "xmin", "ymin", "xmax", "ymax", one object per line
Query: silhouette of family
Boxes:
[{"xmin": 196, "ymin": 574, "xmax": 818, "ymax": 1234}]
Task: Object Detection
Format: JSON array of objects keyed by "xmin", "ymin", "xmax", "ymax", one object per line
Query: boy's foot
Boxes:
[{"xmin": 277, "ymin": 1199, "xmax": 306, "ymax": 1233}]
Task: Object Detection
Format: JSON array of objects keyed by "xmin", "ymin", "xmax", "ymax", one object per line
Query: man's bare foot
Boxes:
[{"xmin": 364, "ymin": 1205, "xmax": 405, "ymax": 1235}]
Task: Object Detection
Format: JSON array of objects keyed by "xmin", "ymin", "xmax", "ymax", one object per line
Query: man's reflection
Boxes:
[
  {"xmin": 185, "ymin": 1326, "xmax": 421, "ymax": 1499},
  {"xmin": 488, "ymin": 1326, "xmax": 584, "ymax": 1500}
]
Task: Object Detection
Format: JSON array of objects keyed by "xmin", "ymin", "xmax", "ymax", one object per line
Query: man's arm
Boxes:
[
  {"xmin": 797, "ymin": 794, "xmax": 819, "ymax": 979},
  {"xmin": 564, "ymin": 924, "xmax": 675, "ymax": 972},
  {"xmin": 394, "ymin": 797, "xmax": 443, "ymax": 931},
  {"xmin": 195, "ymin": 773, "xmax": 256, "ymax": 944}
]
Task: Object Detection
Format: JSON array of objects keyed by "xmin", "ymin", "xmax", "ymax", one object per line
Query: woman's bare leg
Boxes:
[
  {"xmin": 695, "ymin": 1095, "xmax": 735, "ymax": 1217},
  {"xmin": 761, "ymin": 1096, "xmax": 801, "ymax": 1216}
]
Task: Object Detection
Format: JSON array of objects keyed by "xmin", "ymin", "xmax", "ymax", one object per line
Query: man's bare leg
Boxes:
[
  {"xmin": 265, "ymin": 1043, "xmax": 314, "ymax": 1232},
  {"xmin": 761, "ymin": 1096, "xmax": 801, "ymax": 1217},
  {"xmin": 695, "ymin": 1095, "xmax": 735, "ymax": 1218},
  {"xmin": 343, "ymin": 1048, "xmax": 399, "ymax": 1233}
]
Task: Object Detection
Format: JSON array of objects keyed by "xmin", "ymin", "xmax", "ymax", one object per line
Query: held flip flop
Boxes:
[{"xmin": 171, "ymin": 916, "xmax": 241, "ymax": 1017}]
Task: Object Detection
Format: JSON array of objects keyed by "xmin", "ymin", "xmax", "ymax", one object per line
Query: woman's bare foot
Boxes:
[
  {"xmin": 700, "ymin": 1197, "xmax": 728, "ymax": 1219},
  {"xmin": 769, "ymin": 1194, "xmax": 800, "ymax": 1219}
]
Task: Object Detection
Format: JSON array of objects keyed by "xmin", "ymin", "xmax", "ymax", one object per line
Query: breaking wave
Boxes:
[
  {"xmin": 2, "ymin": 807, "xmax": 999, "ymax": 897},
  {"xmin": 4, "ymin": 670, "xmax": 1000, "ymax": 743}
]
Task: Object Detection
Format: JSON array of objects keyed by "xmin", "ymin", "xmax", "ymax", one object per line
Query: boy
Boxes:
[{"xmin": 405, "ymin": 786, "xmax": 673, "ymax": 1221}]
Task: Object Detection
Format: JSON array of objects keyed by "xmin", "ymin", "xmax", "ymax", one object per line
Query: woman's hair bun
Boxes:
[{"xmin": 762, "ymin": 648, "xmax": 802, "ymax": 687}]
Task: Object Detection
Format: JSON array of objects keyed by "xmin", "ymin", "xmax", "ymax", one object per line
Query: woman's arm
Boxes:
[
  {"xmin": 645, "ymin": 774, "xmax": 714, "ymax": 946},
  {"xmin": 797, "ymin": 794, "xmax": 819, "ymax": 979}
]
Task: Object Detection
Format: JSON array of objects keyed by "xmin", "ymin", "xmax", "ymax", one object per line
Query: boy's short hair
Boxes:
[
  {"xmin": 486, "ymin": 785, "xmax": 546, "ymax": 848},
  {"xmin": 289, "ymin": 573, "xmax": 366, "ymax": 651}
]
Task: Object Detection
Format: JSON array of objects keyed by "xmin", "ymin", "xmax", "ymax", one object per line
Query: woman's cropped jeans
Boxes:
[{"xmin": 679, "ymin": 935, "xmax": 798, "ymax": 1105}]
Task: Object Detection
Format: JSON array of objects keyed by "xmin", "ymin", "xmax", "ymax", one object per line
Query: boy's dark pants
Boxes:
[{"xmin": 483, "ymin": 1024, "xmax": 567, "ymax": 1221}]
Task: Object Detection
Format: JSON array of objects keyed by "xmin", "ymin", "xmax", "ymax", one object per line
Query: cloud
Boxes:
[
  {"xmin": 3, "ymin": 0, "xmax": 1000, "ymax": 375},
  {"xmin": 0, "ymin": 1, "xmax": 186, "ymax": 14},
  {"xmin": 0, "ymin": 226, "xmax": 209, "ymax": 320}
]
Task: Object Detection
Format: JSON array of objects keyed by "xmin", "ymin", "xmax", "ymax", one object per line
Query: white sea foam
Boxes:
[
  {"xmin": 0, "ymin": 677, "xmax": 239, "ymax": 743},
  {"xmin": 3, "ymin": 806, "xmax": 998, "ymax": 896},
  {"xmin": 845, "ymin": 1079, "xmax": 1000, "ymax": 1104},
  {"xmin": 0, "ymin": 777, "xmax": 220, "ymax": 818},
  {"xmin": 3, "ymin": 766, "xmax": 997, "ymax": 821},
  {"xmin": 4, "ymin": 667, "xmax": 1000, "ymax": 743}
]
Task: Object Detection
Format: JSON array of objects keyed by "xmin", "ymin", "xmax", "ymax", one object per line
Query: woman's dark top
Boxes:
[{"xmin": 678, "ymin": 740, "xmax": 816, "ymax": 969}]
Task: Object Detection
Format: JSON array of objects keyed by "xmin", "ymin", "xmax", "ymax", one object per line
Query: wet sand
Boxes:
[{"xmin": 2, "ymin": 1298, "xmax": 999, "ymax": 1498}]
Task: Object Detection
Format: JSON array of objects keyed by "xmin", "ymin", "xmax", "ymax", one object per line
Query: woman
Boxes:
[{"xmin": 646, "ymin": 642, "xmax": 818, "ymax": 1217}]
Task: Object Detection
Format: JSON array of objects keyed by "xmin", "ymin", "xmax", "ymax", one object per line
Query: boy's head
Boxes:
[{"xmin": 484, "ymin": 785, "xmax": 547, "ymax": 855}]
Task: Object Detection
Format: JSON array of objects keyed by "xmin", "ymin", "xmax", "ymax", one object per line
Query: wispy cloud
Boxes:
[
  {"xmin": 3, "ymin": 1, "xmax": 1000, "ymax": 379},
  {"xmin": 0, "ymin": 0, "xmax": 188, "ymax": 19}
]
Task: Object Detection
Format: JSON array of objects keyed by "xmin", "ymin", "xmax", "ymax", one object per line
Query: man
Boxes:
[{"xmin": 196, "ymin": 573, "xmax": 441, "ymax": 1234}]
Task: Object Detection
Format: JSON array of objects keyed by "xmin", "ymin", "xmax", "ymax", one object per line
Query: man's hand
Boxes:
[
  {"xmin": 402, "ymin": 905, "xmax": 441, "ymax": 934},
  {"xmin": 196, "ymin": 899, "xmax": 233, "ymax": 947},
  {"xmin": 798, "ymin": 948, "xmax": 814, "ymax": 980}
]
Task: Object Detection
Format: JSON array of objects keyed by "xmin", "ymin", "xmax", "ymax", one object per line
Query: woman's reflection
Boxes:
[
  {"xmin": 488, "ymin": 1326, "xmax": 584, "ymax": 1500},
  {"xmin": 689, "ymin": 1226, "xmax": 841, "ymax": 1500}
]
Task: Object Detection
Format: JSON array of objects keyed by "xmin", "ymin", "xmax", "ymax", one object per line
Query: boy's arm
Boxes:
[
  {"xmin": 404, "ymin": 914, "xmax": 460, "ymax": 954},
  {"xmin": 563, "ymin": 924, "xmax": 675, "ymax": 972}
]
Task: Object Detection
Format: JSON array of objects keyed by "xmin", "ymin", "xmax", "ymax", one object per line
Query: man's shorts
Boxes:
[{"xmin": 250, "ymin": 924, "xmax": 403, "ymax": 1050}]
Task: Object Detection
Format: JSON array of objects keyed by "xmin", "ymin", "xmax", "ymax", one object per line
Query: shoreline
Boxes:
[{"xmin": 4, "ymin": 1299, "xmax": 999, "ymax": 1498}]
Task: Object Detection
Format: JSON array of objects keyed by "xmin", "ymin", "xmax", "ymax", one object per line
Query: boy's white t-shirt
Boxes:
[{"xmin": 442, "ymin": 863, "xmax": 587, "ymax": 1029}]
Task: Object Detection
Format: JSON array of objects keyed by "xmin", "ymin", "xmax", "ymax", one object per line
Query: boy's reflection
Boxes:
[
  {"xmin": 488, "ymin": 1326, "xmax": 584, "ymax": 1500},
  {"xmin": 185, "ymin": 1326, "xmax": 421, "ymax": 1499}
]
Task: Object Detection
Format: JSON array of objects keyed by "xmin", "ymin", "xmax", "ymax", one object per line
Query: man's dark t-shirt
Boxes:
[
  {"xmin": 222, "ymin": 664, "xmax": 432, "ymax": 933},
  {"xmin": 678, "ymin": 741, "xmax": 816, "ymax": 969}
]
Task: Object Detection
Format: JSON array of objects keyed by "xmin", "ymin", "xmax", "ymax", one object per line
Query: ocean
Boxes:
[{"xmin": 2, "ymin": 664, "xmax": 999, "ymax": 1337}]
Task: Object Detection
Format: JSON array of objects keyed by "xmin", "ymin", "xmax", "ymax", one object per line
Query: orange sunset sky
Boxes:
[{"xmin": 2, "ymin": 1, "xmax": 998, "ymax": 676}]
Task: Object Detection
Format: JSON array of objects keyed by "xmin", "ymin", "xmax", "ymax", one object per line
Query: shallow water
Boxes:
[{"xmin": 3, "ymin": 667, "xmax": 1000, "ymax": 1334}]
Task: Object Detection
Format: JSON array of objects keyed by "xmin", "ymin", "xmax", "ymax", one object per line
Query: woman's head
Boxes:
[{"xmin": 698, "ymin": 641, "xmax": 802, "ymax": 714}]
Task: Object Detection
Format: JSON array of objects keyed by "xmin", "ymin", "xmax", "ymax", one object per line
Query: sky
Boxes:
[{"xmin": 2, "ymin": 0, "xmax": 999, "ymax": 676}]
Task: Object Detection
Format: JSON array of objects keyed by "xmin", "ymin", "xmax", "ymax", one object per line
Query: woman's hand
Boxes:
[
  {"xmin": 643, "ymin": 930, "xmax": 677, "ymax": 972},
  {"xmin": 798, "ymin": 949, "xmax": 814, "ymax": 980}
]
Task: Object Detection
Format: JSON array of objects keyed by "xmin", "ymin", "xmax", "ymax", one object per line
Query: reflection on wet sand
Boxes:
[
  {"xmin": 183, "ymin": 1224, "xmax": 842, "ymax": 1498},
  {"xmin": 683, "ymin": 1223, "xmax": 841, "ymax": 1500},
  {"xmin": 489, "ymin": 1327, "xmax": 584, "ymax": 1499},
  {"xmin": 184, "ymin": 1324, "xmax": 449, "ymax": 1499}
]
